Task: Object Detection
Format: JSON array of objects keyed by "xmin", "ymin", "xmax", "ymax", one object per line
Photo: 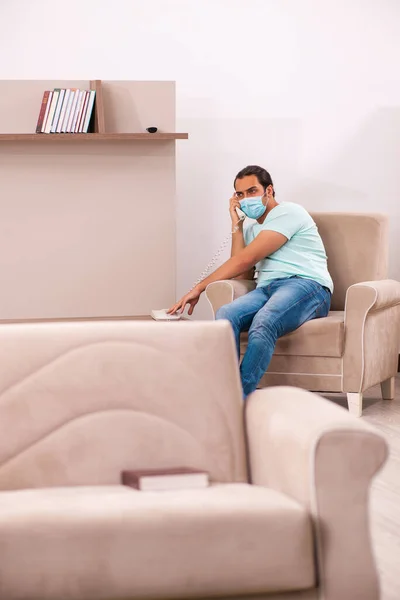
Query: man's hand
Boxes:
[
  {"xmin": 167, "ymin": 285, "xmax": 202, "ymax": 316},
  {"xmin": 229, "ymin": 194, "xmax": 243, "ymax": 226}
]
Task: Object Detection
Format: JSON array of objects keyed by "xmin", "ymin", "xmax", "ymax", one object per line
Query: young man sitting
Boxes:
[{"xmin": 169, "ymin": 165, "xmax": 333, "ymax": 397}]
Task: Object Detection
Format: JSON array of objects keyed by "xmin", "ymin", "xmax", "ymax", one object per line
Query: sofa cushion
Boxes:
[
  {"xmin": 0, "ymin": 483, "xmax": 315, "ymax": 599},
  {"xmin": 240, "ymin": 311, "xmax": 344, "ymax": 358}
]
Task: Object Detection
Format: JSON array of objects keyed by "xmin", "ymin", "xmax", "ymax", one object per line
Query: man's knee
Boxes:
[
  {"xmin": 249, "ymin": 311, "xmax": 279, "ymax": 339},
  {"xmin": 215, "ymin": 303, "xmax": 233, "ymax": 321}
]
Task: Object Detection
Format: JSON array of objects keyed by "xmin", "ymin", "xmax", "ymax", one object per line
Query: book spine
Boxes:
[
  {"xmin": 41, "ymin": 91, "xmax": 53, "ymax": 133},
  {"xmin": 61, "ymin": 88, "xmax": 76, "ymax": 133},
  {"xmin": 44, "ymin": 90, "xmax": 59, "ymax": 134},
  {"xmin": 51, "ymin": 88, "xmax": 65, "ymax": 133},
  {"xmin": 65, "ymin": 89, "xmax": 80, "ymax": 133},
  {"xmin": 35, "ymin": 91, "xmax": 50, "ymax": 133},
  {"xmin": 71, "ymin": 90, "xmax": 85, "ymax": 133},
  {"xmin": 75, "ymin": 91, "xmax": 85, "ymax": 133},
  {"xmin": 82, "ymin": 90, "xmax": 96, "ymax": 133},
  {"xmin": 77, "ymin": 91, "xmax": 90, "ymax": 133},
  {"xmin": 56, "ymin": 88, "xmax": 71, "ymax": 133}
]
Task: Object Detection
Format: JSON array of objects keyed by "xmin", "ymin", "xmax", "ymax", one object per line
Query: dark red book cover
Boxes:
[{"xmin": 35, "ymin": 90, "xmax": 50, "ymax": 133}]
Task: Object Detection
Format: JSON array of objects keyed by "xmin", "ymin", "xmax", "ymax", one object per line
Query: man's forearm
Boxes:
[
  {"xmin": 197, "ymin": 254, "xmax": 253, "ymax": 293},
  {"xmin": 231, "ymin": 224, "xmax": 245, "ymax": 257},
  {"xmin": 231, "ymin": 224, "xmax": 255, "ymax": 280}
]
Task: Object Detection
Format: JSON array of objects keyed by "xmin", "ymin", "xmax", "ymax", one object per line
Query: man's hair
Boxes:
[{"xmin": 234, "ymin": 165, "xmax": 275, "ymax": 196}]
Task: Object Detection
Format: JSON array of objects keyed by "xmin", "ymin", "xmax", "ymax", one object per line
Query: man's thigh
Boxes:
[
  {"xmin": 216, "ymin": 286, "xmax": 269, "ymax": 330},
  {"xmin": 251, "ymin": 277, "xmax": 330, "ymax": 337}
]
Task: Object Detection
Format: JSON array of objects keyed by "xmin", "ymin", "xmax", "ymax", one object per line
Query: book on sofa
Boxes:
[{"xmin": 121, "ymin": 467, "xmax": 209, "ymax": 491}]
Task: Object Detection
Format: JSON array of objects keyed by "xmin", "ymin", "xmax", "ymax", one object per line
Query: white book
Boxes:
[
  {"xmin": 56, "ymin": 89, "xmax": 71, "ymax": 133},
  {"xmin": 77, "ymin": 91, "xmax": 89, "ymax": 133},
  {"xmin": 60, "ymin": 89, "xmax": 75, "ymax": 133},
  {"xmin": 74, "ymin": 90, "xmax": 87, "ymax": 133},
  {"xmin": 41, "ymin": 91, "xmax": 53, "ymax": 133},
  {"xmin": 70, "ymin": 90, "xmax": 85, "ymax": 133},
  {"xmin": 82, "ymin": 90, "xmax": 96, "ymax": 133},
  {"xmin": 50, "ymin": 88, "xmax": 65, "ymax": 133},
  {"xmin": 65, "ymin": 89, "xmax": 80, "ymax": 133},
  {"xmin": 80, "ymin": 91, "xmax": 92, "ymax": 132},
  {"xmin": 44, "ymin": 90, "xmax": 59, "ymax": 134}
]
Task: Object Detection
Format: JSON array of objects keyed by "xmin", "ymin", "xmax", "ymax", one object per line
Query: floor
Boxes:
[{"xmin": 324, "ymin": 376, "xmax": 400, "ymax": 600}]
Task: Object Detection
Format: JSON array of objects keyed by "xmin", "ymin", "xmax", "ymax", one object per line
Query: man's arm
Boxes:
[
  {"xmin": 231, "ymin": 224, "xmax": 255, "ymax": 280},
  {"xmin": 229, "ymin": 194, "xmax": 254, "ymax": 280},
  {"xmin": 198, "ymin": 229, "xmax": 287, "ymax": 292},
  {"xmin": 168, "ymin": 230, "xmax": 288, "ymax": 315}
]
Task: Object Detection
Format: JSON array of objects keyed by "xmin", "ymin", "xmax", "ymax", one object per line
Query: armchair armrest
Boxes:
[
  {"xmin": 205, "ymin": 279, "xmax": 256, "ymax": 317},
  {"xmin": 346, "ymin": 279, "xmax": 400, "ymax": 312},
  {"xmin": 343, "ymin": 279, "xmax": 400, "ymax": 393},
  {"xmin": 246, "ymin": 386, "xmax": 388, "ymax": 600}
]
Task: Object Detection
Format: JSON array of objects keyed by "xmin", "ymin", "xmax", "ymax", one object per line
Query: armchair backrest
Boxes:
[
  {"xmin": 311, "ymin": 213, "xmax": 388, "ymax": 311},
  {"xmin": 0, "ymin": 320, "xmax": 247, "ymax": 489}
]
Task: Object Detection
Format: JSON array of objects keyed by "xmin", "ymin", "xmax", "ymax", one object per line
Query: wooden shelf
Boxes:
[
  {"xmin": 0, "ymin": 80, "xmax": 188, "ymax": 141},
  {"xmin": 0, "ymin": 132, "xmax": 188, "ymax": 141}
]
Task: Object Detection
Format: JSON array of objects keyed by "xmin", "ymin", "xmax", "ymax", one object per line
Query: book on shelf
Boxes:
[
  {"xmin": 41, "ymin": 91, "xmax": 53, "ymax": 133},
  {"xmin": 64, "ymin": 89, "xmax": 80, "ymax": 133},
  {"xmin": 70, "ymin": 90, "xmax": 85, "ymax": 133},
  {"xmin": 50, "ymin": 88, "xmax": 65, "ymax": 133},
  {"xmin": 35, "ymin": 91, "xmax": 51, "ymax": 133},
  {"xmin": 74, "ymin": 90, "xmax": 88, "ymax": 133},
  {"xmin": 44, "ymin": 90, "xmax": 59, "ymax": 134},
  {"xmin": 121, "ymin": 467, "xmax": 209, "ymax": 492},
  {"xmin": 37, "ymin": 86, "xmax": 96, "ymax": 134},
  {"xmin": 82, "ymin": 90, "xmax": 96, "ymax": 133},
  {"xmin": 78, "ymin": 91, "xmax": 93, "ymax": 133},
  {"xmin": 60, "ymin": 88, "xmax": 76, "ymax": 132},
  {"xmin": 56, "ymin": 88, "xmax": 71, "ymax": 133}
]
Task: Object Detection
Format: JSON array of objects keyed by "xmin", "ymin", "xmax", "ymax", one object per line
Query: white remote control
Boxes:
[{"xmin": 151, "ymin": 309, "xmax": 182, "ymax": 321}]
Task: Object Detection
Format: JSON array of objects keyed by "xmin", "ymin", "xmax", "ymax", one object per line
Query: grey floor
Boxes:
[{"xmin": 324, "ymin": 377, "xmax": 400, "ymax": 600}]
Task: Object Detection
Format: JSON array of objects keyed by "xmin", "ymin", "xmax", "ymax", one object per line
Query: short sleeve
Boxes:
[{"xmin": 261, "ymin": 204, "xmax": 307, "ymax": 240}]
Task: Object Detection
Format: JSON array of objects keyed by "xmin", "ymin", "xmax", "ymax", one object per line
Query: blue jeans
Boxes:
[{"xmin": 216, "ymin": 276, "xmax": 331, "ymax": 397}]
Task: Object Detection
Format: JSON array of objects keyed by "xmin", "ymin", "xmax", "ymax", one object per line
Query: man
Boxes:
[{"xmin": 168, "ymin": 165, "xmax": 333, "ymax": 397}]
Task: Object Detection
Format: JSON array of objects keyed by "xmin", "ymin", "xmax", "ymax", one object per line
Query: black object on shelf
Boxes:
[{"xmin": 146, "ymin": 127, "xmax": 158, "ymax": 133}]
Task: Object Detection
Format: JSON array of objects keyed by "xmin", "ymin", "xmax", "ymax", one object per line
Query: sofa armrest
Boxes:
[
  {"xmin": 343, "ymin": 279, "xmax": 400, "ymax": 393},
  {"xmin": 205, "ymin": 279, "xmax": 256, "ymax": 317},
  {"xmin": 246, "ymin": 386, "xmax": 388, "ymax": 600}
]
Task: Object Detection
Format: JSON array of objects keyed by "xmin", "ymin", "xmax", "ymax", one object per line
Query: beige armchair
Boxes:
[
  {"xmin": 206, "ymin": 213, "xmax": 400, "ymax": 416},
  {"xmin": 0, "ymin": 320, "xmax": 387, "ymax": 600}
]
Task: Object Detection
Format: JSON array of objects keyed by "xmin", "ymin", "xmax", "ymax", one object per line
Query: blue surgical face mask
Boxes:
[{"xmin": 239, "ymin": 195, "xmax": 267, "ymax": 220}]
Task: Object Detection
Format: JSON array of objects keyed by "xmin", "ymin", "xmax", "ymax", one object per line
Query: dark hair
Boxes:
[{"xmin": 234, "ymin": 165, "xmax": 275, "ymax": 196}]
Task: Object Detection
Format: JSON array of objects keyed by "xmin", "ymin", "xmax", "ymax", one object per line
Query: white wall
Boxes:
[{"xmin": 1, "ymin": 0, "xmax": 399, "ymax": 319}]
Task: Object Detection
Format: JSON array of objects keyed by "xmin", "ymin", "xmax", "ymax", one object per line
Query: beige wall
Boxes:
[{"xmin": 0, "ymin": 80, "xmax": 177, "ymax": 319}]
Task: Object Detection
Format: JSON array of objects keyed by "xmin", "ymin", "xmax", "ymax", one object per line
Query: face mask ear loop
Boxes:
[{"xmin": 263, "ymin": 192, "xmax": 270, "ymax": 213}]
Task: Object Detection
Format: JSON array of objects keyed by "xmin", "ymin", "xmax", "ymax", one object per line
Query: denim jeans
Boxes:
[{"xmin": 216, "ymin": 276, "xmax": 331, "ymax": 397}]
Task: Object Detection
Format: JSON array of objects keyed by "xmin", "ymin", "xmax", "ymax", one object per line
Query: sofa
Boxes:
[
  {"xmin": 206, "ymin": 213, "xmax": 400, "ymax": 416},
  {"xmin": 0, "ymin": 319, "xmax": 387, "ymax": 599}
]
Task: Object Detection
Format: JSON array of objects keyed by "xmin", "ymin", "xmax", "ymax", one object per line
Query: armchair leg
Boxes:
[
  {"xmin": 381, "ymin": 377, "xmax": 395, "ymax": 401},
  {"xmin": 347, "ymin": 393, "xmax": 363, "ymax": 417}
]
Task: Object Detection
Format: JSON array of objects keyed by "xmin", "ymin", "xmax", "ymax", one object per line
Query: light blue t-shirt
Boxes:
[{"xmin": 243, "ymin": 202, "xmax": 333, "ymax": 293}]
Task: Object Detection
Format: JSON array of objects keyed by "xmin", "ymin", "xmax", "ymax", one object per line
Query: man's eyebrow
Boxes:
[{"xmin": 236, "ymin": 186, "xmax": 257, "ymax": 194}]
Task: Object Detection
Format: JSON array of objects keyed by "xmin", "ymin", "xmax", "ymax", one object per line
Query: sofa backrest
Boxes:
[
  {"xmin": 0, "ymin": 320, "xmax": 247, "ymax": 490},
  {"xmin": 311, "ymin": 213, "xmax": 388, "ymax": 311}
]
